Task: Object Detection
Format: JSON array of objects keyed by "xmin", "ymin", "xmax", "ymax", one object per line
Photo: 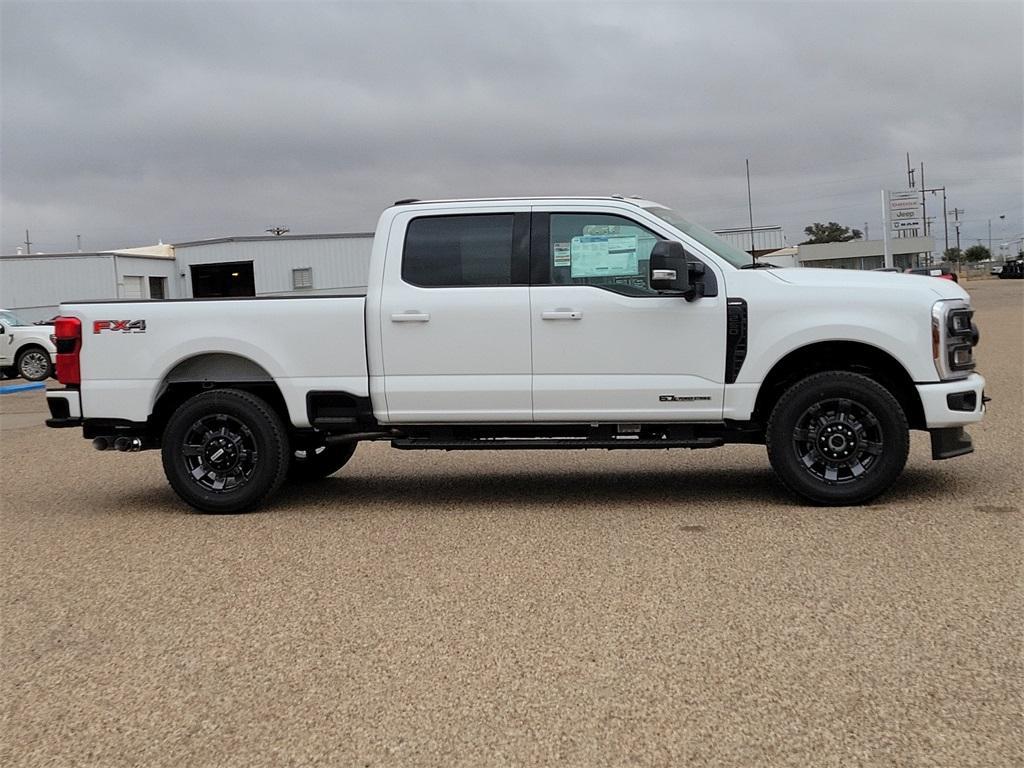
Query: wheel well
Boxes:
[
  {"xmin": 16, "ymin": 343, "xmax": 48, "ymax": 358},
  {"xmin": 148, "ymin": 354, "xmax": 290, "ymax": 439},
  {"xmin": 753, "ymin": 341, "xmax": 925, "ymax": 429}
]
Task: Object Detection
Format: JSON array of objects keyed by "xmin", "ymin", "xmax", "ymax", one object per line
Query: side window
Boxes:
[
  {"xmin": 548, "ymin": 214, "xmax": 661, "ymax": 295},
  {"xmin": 403, "ymin": 214, "xmax": 515, "ymax": 287}
]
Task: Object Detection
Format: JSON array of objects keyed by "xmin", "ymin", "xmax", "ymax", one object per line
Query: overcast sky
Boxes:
[{"xmin": 2, "ymin": 1, "xmax": 1021, "ymax": 255}]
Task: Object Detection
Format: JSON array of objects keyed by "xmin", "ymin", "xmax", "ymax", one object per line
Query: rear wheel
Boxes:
[
  {"xmin": 16, "ymin": 347, "xmax": 52, "ymax": 381},
  {"xmin": 287, "ymin": 442, "xmax": 357, "ymax": 482},
  {"xmin": 766, "ymin": 371, "xmax": 909, "ymax": 506},
  {"xmin": 161, "ymin": 389, "xmax": 289, "ymax": 513}
]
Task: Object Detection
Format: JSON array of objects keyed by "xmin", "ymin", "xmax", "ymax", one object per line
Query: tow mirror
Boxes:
[{"xmin": 649, "ymin": 240, "xmax": 695, "ymax": 299}]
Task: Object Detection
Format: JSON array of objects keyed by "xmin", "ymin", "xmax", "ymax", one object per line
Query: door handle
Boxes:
[
  {"xmin": 541, "ymin": 310, "xmax": 582, "ymax": 320},
  {"xmin": 391, "ymin": 312, "xmax": 430, "ymax": 323}
]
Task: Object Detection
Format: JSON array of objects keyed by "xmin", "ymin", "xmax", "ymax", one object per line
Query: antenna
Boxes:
[{"xmin": 746, "ymin": 159, "xmax": 756, "ymax": 265}]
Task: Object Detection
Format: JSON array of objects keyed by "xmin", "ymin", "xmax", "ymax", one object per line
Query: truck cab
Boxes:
[{"xmin": 46, "ymin": 197, "xmax": 986, "ymax": 512}]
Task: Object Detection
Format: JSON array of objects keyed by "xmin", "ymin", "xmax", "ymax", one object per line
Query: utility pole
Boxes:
[
  {"xmin": 920, "ymin": 163, "xmax": 927, "ymax": 236},
  {"xmin": 951, "ymin": 208, "xmax": 964, "ymax": 252},
  {"xmin": 76, "ymin": 234, "xmax": 82, "ymax": 253},
  {"xmin": 24, "ymin": 229, "xmax": 32, "ymax": 254},
  {"xmin": 864, "ymin": 222, "xmax": 869, "ymax": 240},
  {"xmin": 906, "ymin": 152, "xmax": 915, "ymax": 189},
  {"xmin": 266, "ymin": 227, "xmax": 290, "ymax": 236},
  {"xmin": 920, "ymin": 183, "xmax": 948, "ymax": 254}
]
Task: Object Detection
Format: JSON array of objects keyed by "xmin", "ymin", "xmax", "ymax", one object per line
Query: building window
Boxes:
[
  {"xmin": 292, "ymin": 267, "xmax": 313, "ymax": 290},
  {"xmin": 148, "ymin": 276, "xmax": 167, "ymax": 299}
]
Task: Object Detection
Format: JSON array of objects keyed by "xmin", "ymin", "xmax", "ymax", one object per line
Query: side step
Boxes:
[{"xmin": 391, "ymin": 436, "xmax": 725, "ymax": 451}]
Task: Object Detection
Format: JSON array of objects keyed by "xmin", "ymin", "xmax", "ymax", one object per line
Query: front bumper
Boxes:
[{"xmin": 916, "ymin": 372, "xmax": 986, "ymax": 428}]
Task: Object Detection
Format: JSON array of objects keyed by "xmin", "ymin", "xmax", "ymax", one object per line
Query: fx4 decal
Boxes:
[{"xmin": 93, "ymin": 320, "xmax": 147, "ymax": 334}]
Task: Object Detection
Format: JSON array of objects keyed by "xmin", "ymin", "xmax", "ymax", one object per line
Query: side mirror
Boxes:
[{"xmin": 649, "ymin": 240, "xmax": 695, "ymax": 299}]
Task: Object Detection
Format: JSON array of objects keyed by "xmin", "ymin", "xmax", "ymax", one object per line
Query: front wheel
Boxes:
[
  {"xmin": 766, "ymin": 371, "xmax": 909, "ymax": 506},
  {"xmin": 161, "ymin": 389, "xmax": 289, "ymax": 513},
  {"xmin": 16, "ymin": 347, "xmax": 53, "ymax": 381}
]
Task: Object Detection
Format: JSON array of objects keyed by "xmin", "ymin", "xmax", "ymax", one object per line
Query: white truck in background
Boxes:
[
  {"xmin": 0, "ymin": 309, "xmax": 56, "ymax": 381},
  {"xmin": 46, "ymin": 196, "xmax": 986, "ymax": 513}
]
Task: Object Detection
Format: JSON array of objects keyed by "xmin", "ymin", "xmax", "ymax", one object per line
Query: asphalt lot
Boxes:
[{"xmin": 2, "ymin": 279, "xmax": 1021, "ymax": 767}]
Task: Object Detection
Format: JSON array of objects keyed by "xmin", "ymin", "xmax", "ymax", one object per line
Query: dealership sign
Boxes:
[{"xmin": 887, "ymin": 190, "xmax": 922, "ymax": 232}]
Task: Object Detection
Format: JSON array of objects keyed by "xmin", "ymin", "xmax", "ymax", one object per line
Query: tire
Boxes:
[
  {"xmin": 161, "ymin": 389, "xmax": 289, "ymax": 514},
  {"xmin": 16, "ymin": 346, "xmax": 53, "ymax": 381},
  {"xmin": 766, "ymin": 371, "xmax": 909, "ymax": 506},
  {"xmin": 287, "ymin": 442, "xmax": 357, "ymax": 483}
]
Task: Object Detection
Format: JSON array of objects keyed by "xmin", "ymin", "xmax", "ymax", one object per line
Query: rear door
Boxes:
[
  {"xmin": 378, "ymin": 207, "xmax": 532, "ymax": 422},
  {"xmin": 529, "ymin": 206, "xmax": 727, "ymax": 422}
]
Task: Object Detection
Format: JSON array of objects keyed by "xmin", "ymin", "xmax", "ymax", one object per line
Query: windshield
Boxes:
[
  {"xmin": 643, "ymin": 206, "xmax": 755, "ymax": 269},
  {"xmin": 0, "ymin": 310, "xmax": 28, "ymax": 326}
]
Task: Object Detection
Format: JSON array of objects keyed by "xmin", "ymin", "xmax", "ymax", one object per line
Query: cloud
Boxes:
[{"xmin": 2, "ymin": 1, "xmax": 1021, "ymax": 253}]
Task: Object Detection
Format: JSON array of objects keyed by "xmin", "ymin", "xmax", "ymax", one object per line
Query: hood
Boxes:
[{"xmin": 768, "ymin": 268, "xmax": 969, "ymax": 301}]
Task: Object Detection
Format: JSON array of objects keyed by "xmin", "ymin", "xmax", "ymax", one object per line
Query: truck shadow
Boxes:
[
  {"xmin": 110, "ymin": 465, "xmax": 966, "ymax": 517},
  {"xmin": 270, "ymin": 465, "xmax": 961, "ymax": 515}
]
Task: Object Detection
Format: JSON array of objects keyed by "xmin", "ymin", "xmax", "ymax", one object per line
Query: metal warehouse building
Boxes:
[{"xmin": 0, "ymin": 233, "xmax": 374, "ymax": 322}]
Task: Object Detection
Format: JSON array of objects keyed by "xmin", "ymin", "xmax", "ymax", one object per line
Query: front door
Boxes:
[
  {"xmin": 530, "ymin": 209, "xmax": 727, "ymax": 422},
  {"xmin": 378, "ymin": 209, "xmax": 533, "ymax": 422}
]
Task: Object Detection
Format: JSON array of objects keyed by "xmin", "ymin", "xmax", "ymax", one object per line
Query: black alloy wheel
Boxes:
[
  {"xmin": 181, "ymin": 413, "xmax": 260, "ymax": 493},
  {"xmin": 790, "ymin": 397, "xmax": 884, "ymax": 485},
  {"xmin": 766, "ymin": 371, "xmax": 909, "ymax": 506},
  {"xmin": 162, "ymin": 389, "xmax": 289, "ymax": 513}
]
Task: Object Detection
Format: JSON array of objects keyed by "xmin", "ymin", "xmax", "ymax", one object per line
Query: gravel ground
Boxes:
[{"xmin": 2, "ymin": 279, "xmax": 1021, "ymax": 767}]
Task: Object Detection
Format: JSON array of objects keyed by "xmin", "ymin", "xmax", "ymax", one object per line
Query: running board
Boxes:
[{"xmin": 391, "ymin": 436, "xmax": 725, "ymax": 451}]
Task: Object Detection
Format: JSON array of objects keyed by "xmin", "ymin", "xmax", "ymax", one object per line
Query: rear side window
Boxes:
[{"xmin": 403, "ymin": 214, "xmax": 515, "ymax": 287}]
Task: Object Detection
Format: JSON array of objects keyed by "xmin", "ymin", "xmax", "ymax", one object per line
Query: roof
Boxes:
[
  {"xmin": 173, "ymin": 232, "xmax": 374, "ymax": 248},
  {"xmin": 391, "ymin": 195, "xmax": 663, "ymax": 208},
  {"xmin": 1, "ymin": 245, "xmax": 173, "ymax": 260}
]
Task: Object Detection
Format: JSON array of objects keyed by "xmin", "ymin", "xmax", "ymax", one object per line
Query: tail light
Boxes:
[{"xmin": 54, "ymin": 316, "xmax": 82, "ymax": 385}]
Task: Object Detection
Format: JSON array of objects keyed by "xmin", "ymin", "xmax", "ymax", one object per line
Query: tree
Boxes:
[
  {"xmin": 962, "ymin": 245, "xmax": 991, "ymax": 263},
  {"xmin": 943, "ymin": 247, "xmax": 963, "ymax": 262},
  {"xmin": 800, "ymin": 222, "xmax": 863, "ymax": 244}
]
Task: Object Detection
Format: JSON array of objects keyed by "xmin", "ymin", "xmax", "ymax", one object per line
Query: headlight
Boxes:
[{"xmin": 932, "ymin": 300, "xmax": 977, "ymax": 379}]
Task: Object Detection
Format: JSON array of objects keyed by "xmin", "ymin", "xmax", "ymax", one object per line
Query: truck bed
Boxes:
[{"xmin": 59, "ymin": 294, "xmax": 368, "ymax": 428}]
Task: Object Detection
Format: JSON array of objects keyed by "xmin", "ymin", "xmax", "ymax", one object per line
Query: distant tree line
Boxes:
[{"xmin": 801, "ymin": 222, "xmax": 862, "ymax": 244}]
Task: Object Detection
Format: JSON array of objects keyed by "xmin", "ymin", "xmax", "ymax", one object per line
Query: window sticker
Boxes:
[
  {"xmin": 553, "ymin": 242, "xmax": 571, "ymax": 267},
  {"xmin": 569, "ymin": 234, "xmax": 639, "ymax": 278}
]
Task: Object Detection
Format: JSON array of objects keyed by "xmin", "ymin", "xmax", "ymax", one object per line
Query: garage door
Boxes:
[{"xmin": 121, "ymin": 275, "xmax": 144, "ymax": 299}]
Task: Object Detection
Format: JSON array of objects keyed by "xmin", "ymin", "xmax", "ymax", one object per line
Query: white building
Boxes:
[
  {"xmin": 0, "ymin": 245, "xmax": 177, "ymax": 323},
  {"xmin": 713, "ymin": 225, "xmax": 786, "ymax": 259},
  {"xmin": 759, "ymin": 236, "xmax": 935, "ymax": 271},
  {"xmin": 0, "ymin": 233, "xmax": 374, "ymax": 321}
]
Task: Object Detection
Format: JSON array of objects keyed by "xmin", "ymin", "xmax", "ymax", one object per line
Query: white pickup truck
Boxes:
[{"xmin": 45, "ymin": 196, "xmax": 985, "ymax": 513}]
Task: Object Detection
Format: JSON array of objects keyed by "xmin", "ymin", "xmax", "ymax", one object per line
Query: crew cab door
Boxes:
[
  {"xmin": 377, "ymin": 207, "xmax": 532, "ymax": 422},
  {"xmin": 529, "ymin": 207, "xmax": 727, "ymax": 421}
]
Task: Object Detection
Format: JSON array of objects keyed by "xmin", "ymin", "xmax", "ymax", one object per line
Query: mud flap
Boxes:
[{"xmin": 930, "ymin": 427, "xmax": 974, "ymax": 460}]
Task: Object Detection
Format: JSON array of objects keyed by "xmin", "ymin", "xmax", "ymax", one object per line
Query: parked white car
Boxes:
[{"xmin": 0, "ymin": 309, "xmax": 56, "ymax": 381}]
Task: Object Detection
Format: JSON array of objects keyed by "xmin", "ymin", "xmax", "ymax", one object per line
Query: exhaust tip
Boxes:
[
  {"xmin": 92, "ymin": 437, "xmax": 110, "ymax": 451},
  {"xmin": 113, "ymin": 437, "xmax": 142, "ymax": 452}
]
